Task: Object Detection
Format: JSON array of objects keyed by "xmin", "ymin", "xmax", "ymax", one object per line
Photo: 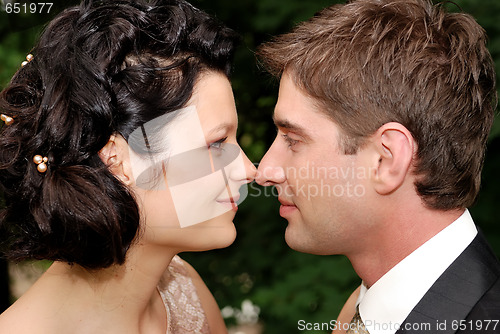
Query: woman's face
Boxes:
[{"xmin": 131, "ymin": 71, "xmax": 256, "ymax": 251}]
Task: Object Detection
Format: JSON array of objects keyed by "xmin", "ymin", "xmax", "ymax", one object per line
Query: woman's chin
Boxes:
[
  {"xmin": 212, "ymin": 224, "xmax": 237, "ymax": 249},
  {"xmin": 140, "ymin": 211, "xmax": 238, "ymax": 252},
  {"xmin": 192, "ymin": 219, "xmax": 237, "ymax": 251}
]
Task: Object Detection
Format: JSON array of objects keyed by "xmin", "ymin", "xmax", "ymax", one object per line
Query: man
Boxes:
[{"xmin": 255, "ymin": 0, "xmax": 500, "ymax": 333}]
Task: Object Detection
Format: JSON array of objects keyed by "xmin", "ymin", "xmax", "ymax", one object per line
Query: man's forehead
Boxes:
[{"xmin": 273, "ymin": 99, "xmax": 334, "ymax": 135}]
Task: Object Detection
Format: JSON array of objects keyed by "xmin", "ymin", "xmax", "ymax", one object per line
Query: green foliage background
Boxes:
[{"xmin": 1, "ymin": 1, "xmax": 499, "ymax": 333}]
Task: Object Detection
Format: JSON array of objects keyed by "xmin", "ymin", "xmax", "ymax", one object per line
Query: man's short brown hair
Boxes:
[{"xmin": 258, "ymin": 0, "xmax": 497, "ymax": 210}]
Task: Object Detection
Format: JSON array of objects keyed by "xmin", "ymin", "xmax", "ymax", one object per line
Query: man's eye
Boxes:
[{"xmin": 282, "ymin": 134, "xmax": 299, "ymax": 147}]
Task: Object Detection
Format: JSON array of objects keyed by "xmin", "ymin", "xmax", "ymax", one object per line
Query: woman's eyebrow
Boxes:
[{"xmin": 207, "ymin": 122, "xmax": 235, "ymax": 136}]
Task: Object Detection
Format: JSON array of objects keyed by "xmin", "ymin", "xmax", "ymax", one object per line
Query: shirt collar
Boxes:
[{"xmin": 356, "ymin": 209, "xmax": 477, "ymax": 334}]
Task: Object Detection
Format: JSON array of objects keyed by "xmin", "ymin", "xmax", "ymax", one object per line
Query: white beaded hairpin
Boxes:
[
  {"xmin": 33, "ymin": 155, "xmax": 48, "ymax": 173},
  {"xmin": 21, "ymin": 54, "xmax": 34, "ymax": 67},
  {"xmin": 0, "ymin": 114, "xmax": 14, "ymax": 125}
]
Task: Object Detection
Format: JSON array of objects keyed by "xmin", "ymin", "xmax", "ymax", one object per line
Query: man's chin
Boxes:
[
  {"xmin": 284, "ymin": 225, "xmax": 308, "ymax": 253},
  {"xmin": 284, "ymin": 226, "xmax": 329, "ymax": 255}
]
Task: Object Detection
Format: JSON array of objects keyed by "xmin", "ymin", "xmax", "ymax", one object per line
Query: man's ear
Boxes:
[
  {"xmin": 370, "ymin": 122, "xmax": 415, "ymax": 195},
  {"xmin": 98, "ymin": 134, "xmax": 133, "ymax": 185}
]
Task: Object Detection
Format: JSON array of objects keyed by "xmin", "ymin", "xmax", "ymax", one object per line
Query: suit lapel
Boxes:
[{"xmin": 396, "ymin": 232, "xmax": 500, "ymax": 334}]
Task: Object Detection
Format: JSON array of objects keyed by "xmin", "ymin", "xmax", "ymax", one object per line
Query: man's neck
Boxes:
[{"xmin": 347, "ymin": 208, "xmax": 464, "ymax": 288}]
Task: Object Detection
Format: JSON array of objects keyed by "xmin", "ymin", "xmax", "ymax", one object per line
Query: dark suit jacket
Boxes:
[{"xmin": 396, "ymin": 231, "xmax": 500, "ymax": 334}]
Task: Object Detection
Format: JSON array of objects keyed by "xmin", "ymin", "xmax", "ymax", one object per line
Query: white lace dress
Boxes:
[{"xmin": 157, "ymin": 255, "xmax": 210, "ymax": 334}]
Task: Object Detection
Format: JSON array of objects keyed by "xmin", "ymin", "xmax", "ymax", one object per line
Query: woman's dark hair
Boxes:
[{"xmin": 0, "ymin": 0, "xmax": 237, "ymax": 269}]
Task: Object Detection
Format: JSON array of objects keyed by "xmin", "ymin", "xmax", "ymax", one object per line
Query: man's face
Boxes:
[{"xmin": 256, "ymin": 72, "xmax": 373, "ymax": 255}]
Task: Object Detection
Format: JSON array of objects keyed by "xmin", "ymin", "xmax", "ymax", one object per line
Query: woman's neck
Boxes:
[{"xmin": 40, "ymin": 243, "xmax": 177, "ymax": 333}]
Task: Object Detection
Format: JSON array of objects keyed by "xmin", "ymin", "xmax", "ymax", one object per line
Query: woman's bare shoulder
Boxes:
[
  {"xmin": 0, "ymin": 306, "xmax": 19, "ymax": 334},
  {"xmin": 0, "ymin": 298, "xmax": 50, "ymax": 334},
  {"xmin": 0, "ymin": 274, "xmax": 69, "ymax": 334}
]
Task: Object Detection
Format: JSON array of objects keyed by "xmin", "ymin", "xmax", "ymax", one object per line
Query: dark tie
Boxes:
[{"xmin": 346, "ymin": 306, "xmax": 370, "ymax": 334}]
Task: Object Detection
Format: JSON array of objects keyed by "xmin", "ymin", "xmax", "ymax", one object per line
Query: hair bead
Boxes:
[
  {"xmin": 1, "ymin": 114, "xmax": 14, "ymax": 125},
  {"xmin": 33, "ymin": 155, "xmax": 48, "ymax": 173},
  {"xmin": 21, "ymin": 54, "xmax": 34, "ymax": 67}
]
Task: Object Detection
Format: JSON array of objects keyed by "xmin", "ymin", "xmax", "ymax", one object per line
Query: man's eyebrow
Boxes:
[{"xmin": 272, "ymin": 114, "xmax": 311, "ymax": 139}]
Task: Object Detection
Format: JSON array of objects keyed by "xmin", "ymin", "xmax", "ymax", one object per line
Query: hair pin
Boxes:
[
  {"xmin": 0, "ymin": 114, "xmax": 14, "ymax": 125},
  {"xmin": 21, "ymin": 54, "xmax": 34, "ymax": 67},
  {"xmin": 33, "ymin": 155, "xmax": 48, "ymax": 173}
]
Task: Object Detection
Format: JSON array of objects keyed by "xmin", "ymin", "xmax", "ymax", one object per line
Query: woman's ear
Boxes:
[
  {"xmin": 371, "ymin": 122, "xmax": 415, "ymax": 195},
  {"xmin": 99, "ymin": 134, "xmax": 133, "ymax": 185}
]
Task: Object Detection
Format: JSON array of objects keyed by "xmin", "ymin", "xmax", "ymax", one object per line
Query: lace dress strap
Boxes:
[{"xmin": 157, "ymin": 255, "xmax": 210, "ymax": 334}]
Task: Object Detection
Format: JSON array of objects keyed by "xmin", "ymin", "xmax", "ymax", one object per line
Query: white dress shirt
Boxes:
[{"xmin": 356, "ymin": 209, "xmax": 478, "ymax": 334}]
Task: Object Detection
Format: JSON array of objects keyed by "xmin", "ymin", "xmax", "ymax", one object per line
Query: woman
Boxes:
[{"xmin": 0, "ymin": 0, "xmax": 255, "ymax": 333}]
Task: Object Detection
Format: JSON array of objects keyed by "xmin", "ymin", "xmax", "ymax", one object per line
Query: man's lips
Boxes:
[
  {"xmin": 279, "ymin": 197, "xmax": 297, "ymax": 217},
  {"xmin": 278, "ymin": 197, "xmax": 294, "ymax": 206}
]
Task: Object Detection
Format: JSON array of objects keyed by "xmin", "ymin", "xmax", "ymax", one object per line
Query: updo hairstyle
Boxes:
[{"xmin": 0, "ymin": 0, "xmax": 237, "ymax": 269}]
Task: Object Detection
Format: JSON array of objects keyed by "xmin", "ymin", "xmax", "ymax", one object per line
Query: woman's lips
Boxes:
[{"xmin": 216, "ymin": 196, "xmax": 240, "ymax": 211}]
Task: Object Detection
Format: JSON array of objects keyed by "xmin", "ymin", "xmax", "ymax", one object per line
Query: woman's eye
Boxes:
[{"xmin": 209, "ymin": 137, "xmax": 228, "ymax": 150}]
